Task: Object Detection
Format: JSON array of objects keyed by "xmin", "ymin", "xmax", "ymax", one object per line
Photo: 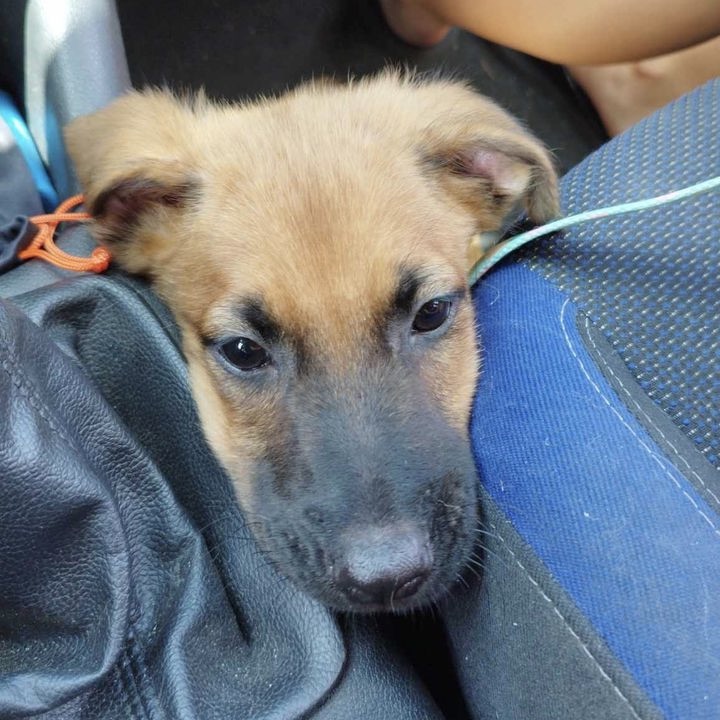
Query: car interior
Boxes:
[{"xmin": 0, "ymin": 2, "xmax": 718, "ymax": 719}]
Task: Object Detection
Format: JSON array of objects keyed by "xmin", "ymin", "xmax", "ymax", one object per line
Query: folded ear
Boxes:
[
  {"xmin": 64, "ymin": 90, "xmax": 201, "ymax": 274},
  {"xmin": 410, "ymin": 80, "xmax": 559, "ymax": 231}
]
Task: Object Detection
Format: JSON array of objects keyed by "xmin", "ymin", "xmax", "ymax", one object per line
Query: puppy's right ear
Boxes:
[{"xmin": 64, "ymin": 90, "xmax": 201, "ymax": 274}]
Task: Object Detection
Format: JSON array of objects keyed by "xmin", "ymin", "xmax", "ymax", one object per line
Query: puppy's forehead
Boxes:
[{"xmin": 185, "ymin": 110, "xmax": 473, "ymax": 331}]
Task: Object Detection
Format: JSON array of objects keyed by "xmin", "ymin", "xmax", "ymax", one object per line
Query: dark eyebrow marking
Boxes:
[
  {"xmin": 240, "ymin": 298, "xmax": 282, "ymax": 345},
  {"xmin": 199, "ymin": 298, "xmax": 283, "ymax": 347},
  {"xmin": 201, "ymin": 296, "xmax": 314, "ymax": 375},
  {"xmin": 393, "ymin": 267, "xmax": 425, "ymax": 315},
  {"xmin": 241, "ymin": 298, "xmax": 313, "ymax": 374}
]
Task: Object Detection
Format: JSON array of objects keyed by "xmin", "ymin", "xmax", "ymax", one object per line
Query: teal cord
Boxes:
[{"xmin": 468, "ymin": 174, "xmax": 720, "ymax": 286}]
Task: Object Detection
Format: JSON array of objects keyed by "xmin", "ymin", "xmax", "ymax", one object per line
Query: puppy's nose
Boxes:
[{"xmin": 338, "ymin": 526, "xmax": 433, "ymax": 607}]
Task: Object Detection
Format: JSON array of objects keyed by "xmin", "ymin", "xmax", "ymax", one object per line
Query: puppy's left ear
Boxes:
[{"xmin": 415, "ymin": 85, "xmax": 559, "ymax": 231}]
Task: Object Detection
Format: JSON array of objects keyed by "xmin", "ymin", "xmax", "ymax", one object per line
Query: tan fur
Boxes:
[{"xmin": 65, "ymin": 71, "xmax": 558, "ymax": 514}]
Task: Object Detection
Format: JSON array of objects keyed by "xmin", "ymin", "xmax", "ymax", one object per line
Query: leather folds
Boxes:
[
  {"xmin": 0, "ymin": 243, "xmax": 442, "ymax": 719},
  {"xmin": 0, "ymin": 301, "xmax": 129, "ymax": 715}
]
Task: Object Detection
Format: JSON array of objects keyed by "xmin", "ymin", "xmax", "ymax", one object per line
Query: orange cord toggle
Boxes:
[{"xmin": 18, "ymin": 194, "xmax": 111, "ymax": 273}]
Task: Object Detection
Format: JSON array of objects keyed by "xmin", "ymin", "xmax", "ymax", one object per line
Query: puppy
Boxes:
[{"xmin": 65, "ymin": 72, "xmax": 558, "ymax": 613}]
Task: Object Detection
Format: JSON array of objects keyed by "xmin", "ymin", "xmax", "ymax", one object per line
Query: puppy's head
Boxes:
[{"xmin": 66, "ymin": 73, "xmax": 557, "ymax": 612}]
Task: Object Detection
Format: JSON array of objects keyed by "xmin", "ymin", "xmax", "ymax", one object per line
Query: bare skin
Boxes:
[
  {"xmin": 380, "ymin": 0, "xmax": 720, "ymax": 135},
  {"xmin": 570, "ymin": 37, "xmax": 720, "ymax": 136}
]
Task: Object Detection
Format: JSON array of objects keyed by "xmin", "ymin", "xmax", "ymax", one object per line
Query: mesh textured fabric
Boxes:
[{"xmin": 524, "ymin": 79, "xmax": 720, "ymax": 469}]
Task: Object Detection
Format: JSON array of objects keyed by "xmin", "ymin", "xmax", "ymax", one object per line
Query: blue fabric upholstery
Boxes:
[
  {"xmin": 526, "ymin": 78, "xmax": 720, "ymax": 471},
  {"xmin": 468, "ymin": 80, "xmax": 720, "ymax": 719},
  {"xmin": 472, "ymin": 266, "xmax": 720, "ymax": 719}
]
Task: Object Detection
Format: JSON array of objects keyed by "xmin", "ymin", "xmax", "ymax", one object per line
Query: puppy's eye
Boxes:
[
  {"xmin": 217, "ymin": 337, "xmax": 270, "ymax": 371},
  {"xmin": 412, "ymin": 298, "xmax": 452, "ymax": 333}
]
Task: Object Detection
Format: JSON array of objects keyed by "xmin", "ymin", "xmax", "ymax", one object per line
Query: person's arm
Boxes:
[{"xmin": 383, "ymin": 0, "xmax": 720, "ymax": 64}]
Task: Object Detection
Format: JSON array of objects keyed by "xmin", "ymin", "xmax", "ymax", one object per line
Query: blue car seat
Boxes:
[{"xmin": 447, "ymin": 78, "xmax": 720, "ymax": 720}]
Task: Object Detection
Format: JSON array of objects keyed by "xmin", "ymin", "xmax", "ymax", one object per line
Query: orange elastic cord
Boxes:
[{"xmin": 18, "ymin": 194, "xmax": 111, "ymax": 273}]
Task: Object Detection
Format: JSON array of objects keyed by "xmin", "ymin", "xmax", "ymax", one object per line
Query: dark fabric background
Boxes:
[{"xmin": 116, "ymin": 0, "xmax": 607, "ymax": 175}]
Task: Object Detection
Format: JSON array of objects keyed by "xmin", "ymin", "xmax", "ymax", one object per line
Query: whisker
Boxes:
[
  {"xmin": 471, "ymin": 542, "xmax": 508, "ymax": 566},
  {"xmin": 454, "ymin": 572, "xmax": 470, "ymax": 590},
  {"xmin": 465, "ymin": 557, "xmax": 487, "ymax": 573},
  {"xmin": 470, "ymin": 527, "xmax": 502, "ymax": 541}
]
